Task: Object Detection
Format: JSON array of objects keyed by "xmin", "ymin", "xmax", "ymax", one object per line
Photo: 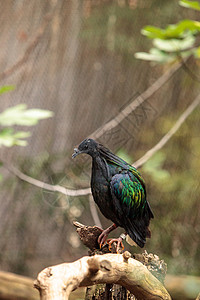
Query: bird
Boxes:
[{"xmin": 72, "ymin": 138, "xmax": 154, "ymax": 251}]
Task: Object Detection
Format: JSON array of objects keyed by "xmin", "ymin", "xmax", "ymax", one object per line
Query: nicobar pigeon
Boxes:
[{"xmin": 72, "ymin": 138, "xmax": 154, "ymax": 251}]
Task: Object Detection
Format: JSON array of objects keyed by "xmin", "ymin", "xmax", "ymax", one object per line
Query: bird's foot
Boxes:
[
  {"xmin": 97, "ymin": 223, "xmax": 117, "ymax": 249},
  {"xmin": 98, "ymin": 231, "xmax": 109, "ymax": 248},
  {"xmin": 107, "ymin": 237, "xmax": 124, "ymax": 253}
]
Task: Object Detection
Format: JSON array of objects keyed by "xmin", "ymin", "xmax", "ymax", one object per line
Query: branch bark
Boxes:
[{"xmin": 34, "ymin": 252, "xmax": 171, "ymax": 300}]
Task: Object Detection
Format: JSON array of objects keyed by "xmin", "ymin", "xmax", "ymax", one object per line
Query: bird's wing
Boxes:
[
  {"xmin": 110, "ymin": 173, "xmax": 150, "ymax": 247},
  {"xmin": 110, "ymin": 173, "xmax": 145, "ymax": 216}
]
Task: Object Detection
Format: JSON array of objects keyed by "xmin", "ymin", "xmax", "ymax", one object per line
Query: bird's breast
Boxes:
[
  {"xmin": 91, "ymin": 173, "xmax": 119, "ymax": 223},
  {"xmin": 90, "ymin": 156, "xmax": 121, "ymax": 224}
]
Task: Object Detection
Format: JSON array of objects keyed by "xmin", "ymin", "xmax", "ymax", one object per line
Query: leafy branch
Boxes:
[
  {"xmin": 135, "ymin": 1, "xmax": 200, "ymax": 63},
  {"xmin": 0, "ymin": 87, "xmax": 53, "ymax": 147}
]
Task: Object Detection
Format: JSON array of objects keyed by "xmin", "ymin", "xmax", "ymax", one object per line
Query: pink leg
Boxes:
[{"xmin": 98, "ymin": 223, "xmax": 117, "ymax": 248}]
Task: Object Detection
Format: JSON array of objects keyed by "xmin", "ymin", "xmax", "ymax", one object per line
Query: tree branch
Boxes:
[
  {"xmin": 134, "ymin": 92, "xmax": 200, "ymax": 168},
  {"xmin": 3, "ymin": 163, "xmax": 91, "ymax": 196},
  {"xmin": 89, "ymin": 60, "xmax": 184, "ymax": 140},
  {"xmin": 34, "ymin": 252, "xmax": 171, "ymax": 300},
  {"xmin": 3, "ymin": 92, "xmax": 200, "ymax": 198},
  {"xmin": 0, "ymin": 270, "xmax": 38, "ymax": 300}
]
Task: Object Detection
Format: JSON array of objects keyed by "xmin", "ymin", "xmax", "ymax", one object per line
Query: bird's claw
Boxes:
[
  {"xmin": 97, "ymin": 224, "xmax": 119, "ymax": 250},
  {"xmin": 107, "ymin": 238, "xmax": 124, "ymax": 253},
  {"xmin": 99, "ymin": 241, "xmax": 106, "ymax": 249},
  {"xmin": 98, "ymin": 232, "xmax": 108, "ymax": 249}
]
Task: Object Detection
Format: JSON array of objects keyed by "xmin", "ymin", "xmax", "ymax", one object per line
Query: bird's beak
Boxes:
[{"xmin": 72, "ymin": 148, "xmax": 81, "ymax": 159}]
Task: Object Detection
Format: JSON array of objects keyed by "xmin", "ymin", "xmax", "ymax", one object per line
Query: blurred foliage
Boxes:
[
  {"xmin": 140, "ymin": 110, "xmax": 200, "ymax": 276},
  {"xmin": 179, "ymin": 0, "xmax": 200, "ymax": 11},
  {"xmin": 132, "ymin": 1, "xmax": 200, "ymax": 275},
  {"xmin": 0, "ymin": 85, "xmax": 15, "ymax": 95},
  {"xmin": 0, "ymin": 128, "xmax": 30, "ymax": 147},
  {"xmin": 0, "ymin": 104, "xmax": 53, "ymax": 127},
  {"xmin": 115, "ymin": 110, "xmax": 200, "ymax": 275},
  {"xmin": 135, "ymin": 1, "xmax": 200, "ymax": 63},
  {"xmin": 116, "ymin": 149, "xmax": 132, "ymax": 164},
  {"xmin": 142, "ymin": 152, "xmax": 170, "ymax": 182},
  {"xmin": 81, "ymin": 4, "xmax": 150, "ymax": 59},
  {"xmin": 0, "ymin": 88, "xmax": 53, "ymax": 147}
]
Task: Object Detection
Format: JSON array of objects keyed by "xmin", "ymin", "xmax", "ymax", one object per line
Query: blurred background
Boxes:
[{"xmin": 0, "ymin": 0, "xmax": 199, "ymax": 292}]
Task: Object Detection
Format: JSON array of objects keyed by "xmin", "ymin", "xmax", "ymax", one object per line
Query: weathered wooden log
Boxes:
[
  {"xmin": 0, "ymin": 270, "xmax": 39, "ymax": 300},
  {"xmin": 74, "ymin": 221, "xmax": 168, "ymax": 283},
  {"xmin": 34, "ymin": 251, "xmax": 171, "ymax": 300},
  {"xmin": 0, "ymin": 269, "xmax": 199, "ymax": 300},
  {"xmin": 73, "ymin": 221, "xmax": 170, "ymax": 299}
]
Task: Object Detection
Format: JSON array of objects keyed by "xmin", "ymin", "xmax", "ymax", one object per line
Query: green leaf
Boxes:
[
  {"xmin": 135, "ymin": 48, "xmax": 176, "ymax": 63},
  {"xmin": 142, "ymin": 20, "xmax": 200, "ymax": 39},
  {"xmin": 23, "ymin": 109, "xmax": 54, "ymax": 123},
  {"xmin": 0, "ymin": 85, "xmax": 15, "ymax": 95},
  {"xmin": 153, "ymin": 34, "xmax": 195, "ymax": 52},
  {"xmin": 135, "ymin": 51, "xmax": 160, "ymax": 61},
  {"xmin": 141, "ymin": 26, "xmax": 165, "ymax": 39},
  {"xmin": 0, "ymin": 104, "xmax": 53, "ymax": 126},
  {"xmin": 0, "ymin": 128, "xmax": 30, "ymax": 147},
  {"xmin": 179, "ymin": 0, "xmax": 200, "ymax": 11}
]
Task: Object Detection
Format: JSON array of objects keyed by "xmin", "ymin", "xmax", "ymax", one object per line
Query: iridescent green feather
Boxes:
[
  {"xmin": 117, "ymin": 175, "xmax": 145, "ymax": 210},
  {"xmin": 107, "ymin": 157, "xmax": 145, "ymax": 188},
  {"xmin": 104, "ymin": 149, "xmax": 146, "ymax": 213}
]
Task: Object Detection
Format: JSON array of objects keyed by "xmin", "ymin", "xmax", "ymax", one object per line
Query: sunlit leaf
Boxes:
[
  {"xmin": 135, "ymin": 48, "xmax": 176, "ymax": 63},
  {"xmin": 0, "ymin": 104, "xmax": 53, "ymax": 126},
  {"xmin": 179, "ymin": 0, "xmax": 200, "ymax": 11},
  {"xmin": 0, "ymin": 128, "xmax": 30, "ymax": 147},
  {"xmin": 153, "ymin": 35, "xmax": 195, "ymax": 52},
  {"xmin": 135, "ymin": 51, "xmax": 161, "ymax": 61},
  {"xmin": 23, "ymin": 109, "xmax": 54, "ymax": 123},
  {"xmin": 165, "ymin": 20, "xmax": 200, "ymax": 37},
  {"xmin": 142, "ymin": 20, "xmax": 200, "ymax": 39},
  {"xmin": 0, "ymin": 85, "xmax": 15, "ymax": 95},
  {"xmin": 141, "ymin": 26, "xmax": 165, "ymax": 39}
]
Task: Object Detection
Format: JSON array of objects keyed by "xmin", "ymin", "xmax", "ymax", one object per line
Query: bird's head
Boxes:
[{"xmin": 72, "ymin": 138, "xmax": 98, "ymax": 159}]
